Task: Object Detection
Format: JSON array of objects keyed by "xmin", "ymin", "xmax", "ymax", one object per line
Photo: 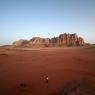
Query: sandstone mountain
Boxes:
[{"xmin": 12, "ymin": 33, "xmax": 85, "ymax": 48}]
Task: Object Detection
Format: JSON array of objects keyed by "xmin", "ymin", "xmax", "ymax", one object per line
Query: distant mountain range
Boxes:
[{"xmin": 11, "ymin": 33, "xmax": 84, "ymax": 48}]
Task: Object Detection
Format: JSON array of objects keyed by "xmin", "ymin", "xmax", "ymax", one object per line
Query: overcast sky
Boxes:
[{"xmin": 0, "ymin": 0, "xmax": 95, "ymax": 45}]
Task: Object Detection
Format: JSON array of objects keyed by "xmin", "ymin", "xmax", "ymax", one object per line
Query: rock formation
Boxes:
[
  {"xmin": 28, "ymin": 37, "xmax": 50, "ymax": 47},
  {"xmin": 12, "ymin": 33, "xmax": 85, "ymax": 48},
  {"xmin": 12, "ymin": 39, "xmax": 29, "ymax": 48}
]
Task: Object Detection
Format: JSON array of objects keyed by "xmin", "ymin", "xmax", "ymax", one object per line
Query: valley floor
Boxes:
[{"xmin": 0, "ymin": 47, "xmax": 95, "ymax": 95}]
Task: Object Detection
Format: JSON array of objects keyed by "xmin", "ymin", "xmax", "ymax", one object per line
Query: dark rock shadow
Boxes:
[{"xmin": 60, "ymin": 77, "xmax": 95, "ymax": 95}]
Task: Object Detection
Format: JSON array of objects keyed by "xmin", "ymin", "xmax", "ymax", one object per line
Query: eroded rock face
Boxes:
[
  {"xmin": 12, "ymin": 33, "xmax": 85, "ymax": 48},
  {"xmin": 51, "ymin": 33, "xmax": 84, "ymax": 46},
  {"xmin": 28, "ymin": 37, "xmax": 50, "ymax": 47},
  {"xmin": 77, "ymin": 37, "xmax": 84, "ymax": 46},
  {"xmin": 12, "ymin": 39, "xmax": 29, "ymax": 48}
]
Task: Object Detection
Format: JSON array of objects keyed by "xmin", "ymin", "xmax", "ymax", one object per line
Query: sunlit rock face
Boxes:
[
  {"xmin": 50, "ymin": 33, "xmax": 84, "ymax": 46},
  {"xmin": 28, "ymin": 37, "xmax": 50, "ymax": 47},
  {"xmin": 12, "ymin": 39, "xmax": 29, "ymax": 48},
  {"xmin": 12, "ymin": 33, "xmax": 85, "ymax": 48}
]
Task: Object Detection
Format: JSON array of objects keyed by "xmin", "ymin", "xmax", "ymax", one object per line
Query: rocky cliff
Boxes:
[{"xmin": 12, "ymin": 33, "xmax": 85, "ymax": 48}]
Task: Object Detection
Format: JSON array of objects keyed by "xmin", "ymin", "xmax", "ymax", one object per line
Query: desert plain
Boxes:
[{"xmin": 0, "ymin": 46, "xmax": 95, "ymax": 95}]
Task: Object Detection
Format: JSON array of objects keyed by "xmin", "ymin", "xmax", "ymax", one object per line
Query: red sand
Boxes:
[{"xmin": 0, "ymin": 47, "xmax": 95, "ymax": 95}]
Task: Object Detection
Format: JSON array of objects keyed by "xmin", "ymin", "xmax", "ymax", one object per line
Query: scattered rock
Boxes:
[
  {"xmin": 19, "ymin": 82, "xmax": 28, "ymax": 92},
  {"xmin": 20, "ymin": 83, "xmax": 27, "ymax": 87}
]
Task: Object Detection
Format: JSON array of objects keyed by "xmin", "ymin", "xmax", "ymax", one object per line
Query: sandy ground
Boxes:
[{"xmin": 0, "ymin": 47, "xmax": 95, "ymax": 95}]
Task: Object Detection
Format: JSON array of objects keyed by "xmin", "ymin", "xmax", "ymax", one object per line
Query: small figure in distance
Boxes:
[{"xmin": 46, "ymin": 76, "xmax": 49, "ymax": 84}]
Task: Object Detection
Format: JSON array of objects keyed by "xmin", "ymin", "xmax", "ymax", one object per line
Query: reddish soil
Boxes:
[{"xmin": 0, "ymin": 47, "xmax": 95, "ymax": 95}]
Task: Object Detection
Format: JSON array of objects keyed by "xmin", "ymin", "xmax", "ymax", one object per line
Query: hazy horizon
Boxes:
[{"xmin": 0, "ymin": 0, "xmax": 95, "ymax": 45}]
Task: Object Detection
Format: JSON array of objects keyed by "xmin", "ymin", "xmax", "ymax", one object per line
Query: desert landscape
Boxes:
[
  {"xmin": 0, "ymin": 46, "xmax": 95, "ymax": 95},
  {"xmin": 0, "ymin": 0, "xmax": 95, "ymax": 95}
]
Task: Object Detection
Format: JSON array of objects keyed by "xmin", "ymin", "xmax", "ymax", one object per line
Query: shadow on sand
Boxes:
[{"xmin": 60, "ymin": 77, "xmax": 95, "ymax": 95}]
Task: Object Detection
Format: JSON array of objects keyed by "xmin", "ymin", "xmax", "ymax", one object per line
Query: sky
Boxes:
[{"xmin": 0, "ymin": 0, "xmax": 95, "ymax": 45}]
